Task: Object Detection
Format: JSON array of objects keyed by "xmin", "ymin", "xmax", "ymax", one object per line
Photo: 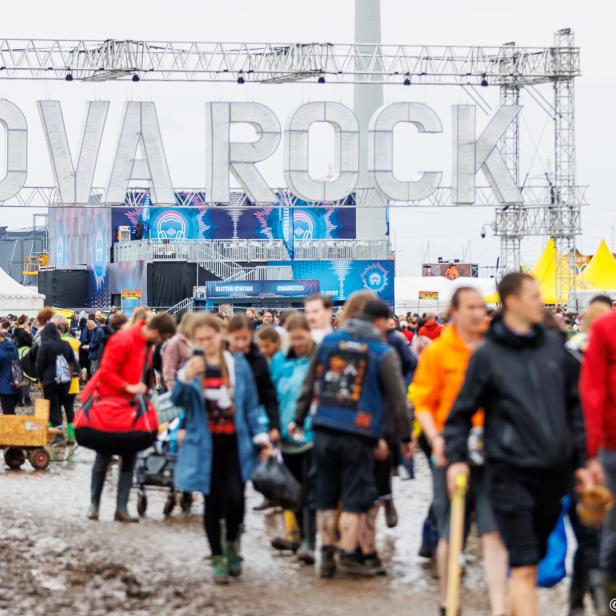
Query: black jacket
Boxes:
[
  {"xmin": 244, "ymin": 342, "xmax": 280, "ymax": 431},
  {"xmin": 35, "ymin": 323, "xmax": 79, "ymax": 387},
  {"xmin": 444, "ymin": 315, "xmax": 586, "ymax": 471},
  {"xmin": 13, "ymin": 327, "xmax": 33, "ymax": 349}
]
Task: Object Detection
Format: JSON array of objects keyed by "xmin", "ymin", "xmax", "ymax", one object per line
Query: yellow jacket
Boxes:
[
  {"xmin": 408, "ymin": 324, "xmax": 483, "ymax": 433},
  {"xmin": 62, "ymin": 334, "xmax": 80, "ymax": 396}
]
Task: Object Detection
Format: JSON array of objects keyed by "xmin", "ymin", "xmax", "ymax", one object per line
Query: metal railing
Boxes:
[
  {"xmin": 226, "ymin": 265, "xmax": 294, "ymax": 282},
  {"xmin": 113, "ymin": 239, "xmax": 287, "ymax": 263},
  {"xmin": 294, "ymin": 240, "xmax": 391, "ymax": 260},
  {"xmin": 113, "ymin": 238, "xmax": 392, "ymax": 264},
  {"xmin": 168, "ymin": 297, "xmax": 194, "ymax": 314}
]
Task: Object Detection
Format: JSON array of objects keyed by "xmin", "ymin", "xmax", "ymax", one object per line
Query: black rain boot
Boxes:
[
  {"xmin": 568, "ymin": 566, "xmax": 587, "ymax": 616},
  {"xmin": 588, "ymin": 569, "xmax": 609, "ymax": 616},
  {"xmin": 115, "ymin": 458, "xmax": 138, "ymax": 522},
  {"xmin": 89, "ymin": 456, "xmax": 107, "ymax": 520}
]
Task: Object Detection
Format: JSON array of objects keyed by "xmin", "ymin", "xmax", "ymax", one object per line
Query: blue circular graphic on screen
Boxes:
[
  {"xmin": 361, "ymin": 263, "xmax": 388, "ymax": 294},
  {"xmin": 154, "ymin": 211, "xmax": 188, "ymax": 240},
  {"xmin": 293, "ymin": 211, "xmax": 317, "ymax": 239}
]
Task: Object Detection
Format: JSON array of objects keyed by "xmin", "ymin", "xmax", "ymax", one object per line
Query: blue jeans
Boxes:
[{"xmin": 600, "ymin": 449, "xmax": 616, "ymax": 580}]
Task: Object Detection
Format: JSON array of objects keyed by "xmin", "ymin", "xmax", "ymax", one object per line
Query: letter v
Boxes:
[{"xmin": 38, "ymin": 101, "xmax": 109, "ymax": 204}]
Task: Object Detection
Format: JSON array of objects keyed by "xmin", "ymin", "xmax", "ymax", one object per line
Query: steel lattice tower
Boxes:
[
  {"xmin": 552, "ymin": 28, "xmax": 578, "ymax": 307},
  {"xmin": 498, "ymin": 42, "xmax": 522, "ymax": 273}
]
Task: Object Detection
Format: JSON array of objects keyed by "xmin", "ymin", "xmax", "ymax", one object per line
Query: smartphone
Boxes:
[{"xmin": 193, "ymin": 348, "xmax": 204, "ymax": 357}]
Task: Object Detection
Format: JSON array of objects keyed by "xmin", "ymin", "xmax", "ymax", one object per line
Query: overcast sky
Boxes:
[{"xmin": 0, "ymin": 0, "xmax": 613, "ymax": 276}]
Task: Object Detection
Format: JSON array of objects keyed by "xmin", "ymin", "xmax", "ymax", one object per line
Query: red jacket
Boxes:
[
  {"xmin": 418, "ymin": 320, "xmax": 443, "ymax": 340},
  {"xmin": 580, "ymin": 310, "xmax": 616, "ymax": 457},
  {"xmin": 82, "ymin": 323, "xmax": 152, "ymax": 401},
  {"xmin": 402, "ymin": 329, "xmax": 414, "ymax": 345}
]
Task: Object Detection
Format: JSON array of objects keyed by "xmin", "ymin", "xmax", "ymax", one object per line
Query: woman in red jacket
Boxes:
[{"xmin": 85, "ymin": 313, "xmax": 176, "ymax": 522}]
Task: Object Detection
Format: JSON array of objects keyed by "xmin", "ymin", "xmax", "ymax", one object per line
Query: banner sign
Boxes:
[
  {"xmin": 121, "ymin": 289, "xmax": 142, "ymax": 317},
  {"xmin": 419, "ymin": 291, "xmax": 439, "ymax": 300},
  {"xmin": 205, "ymin": 280, "xmax": 319, "ymax": 299},
  {"xmin": 267, "ymin": 259, "xmax": 395, "ymax": 304}
]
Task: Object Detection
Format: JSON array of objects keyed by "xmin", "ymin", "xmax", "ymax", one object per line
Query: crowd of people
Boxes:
[{"xmin": 1, "ymin": 280, "xmax": 615, "ymax": 615}]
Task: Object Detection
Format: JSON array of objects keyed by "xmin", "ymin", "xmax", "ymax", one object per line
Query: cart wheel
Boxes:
[
  {"xmin": 163, "ymin": 493, "xmax": 176, "ymax": 517},
  {"xmin": 180, "ymin": 491, "xmax": 193, "ymax": 514},
  {"xmin": 4, "ymin": 448, "xmax": 26, "ymax": 470},
  {"xmin": 137, "ymin": 491, "xmax": 147, "ymax": 517},
  {"xmin": 29, "ymin": 448, "xmax": 51, "ymax": 470}
]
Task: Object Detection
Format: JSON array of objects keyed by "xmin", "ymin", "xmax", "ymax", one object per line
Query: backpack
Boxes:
[
  {"xmin": 11, "ymin": 358, "xmax": 24, "ymax": 389},
  {"xmin": 19, "ymin": 346, "xmax": 37, "ymax": 383},
  {"xmin": 55, "ymin": 354, "xmax": 72, "ymax": 384}
]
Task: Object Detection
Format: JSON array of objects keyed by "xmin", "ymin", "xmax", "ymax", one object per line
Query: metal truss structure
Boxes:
[
  {"xmin": 492, "ymin": 29, "xmax": 580, "ymax": 304},
  {"xmin": 0, "ymin": 184, "xmax": 588, "ymax": 210},
  {"xmin": 0, "ymin": 38, "xmax": 579, "ymax": 85},
  {"xmin": 0, "ymin": 30, "xmax": 582, "ymax": 303}
]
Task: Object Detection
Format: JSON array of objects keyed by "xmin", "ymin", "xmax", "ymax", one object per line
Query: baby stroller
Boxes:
[{"xmin": 134, "ymin": 418, "xmax": 193, "ymax": 517}]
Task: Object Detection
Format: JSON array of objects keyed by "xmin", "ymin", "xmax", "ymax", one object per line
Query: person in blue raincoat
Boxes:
[
  {"xmin": 270, "ymin": 313, "xmax": 317, "ymax": 564},
  {"xmin": 171, "ymin": 313, "xmax": 271, "ymax": 585},
  {"xmin": 0, "ymin": 330, "xmax": 20, "ymax": 414}
]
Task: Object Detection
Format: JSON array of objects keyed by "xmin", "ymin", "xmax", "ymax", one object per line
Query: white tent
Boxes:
[
  {"xmin": 0, "ymin": 267, "xmax": 45, "ymax": 316},
  {"xmin": 395, "ymin": 276, "xmax": 497, "ymax": 315}
]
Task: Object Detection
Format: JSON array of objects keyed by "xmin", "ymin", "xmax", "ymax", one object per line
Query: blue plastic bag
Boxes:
[{"xmin": 537, "ymin": 496, "xmax": 570, "ymax": 588}]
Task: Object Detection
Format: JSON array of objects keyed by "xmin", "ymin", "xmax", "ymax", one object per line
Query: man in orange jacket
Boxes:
[{"xmin": 409, "ymin": 287, "xmax": 507, "ymax": 616}]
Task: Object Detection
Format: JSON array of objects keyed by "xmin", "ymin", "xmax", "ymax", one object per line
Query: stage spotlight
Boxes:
[
  {"xmin": 318, "ymin": 75, "xmax": 325, "ymax": 84},
  {"xmin": 480, "ymin": 73, "xmax": 488, "ymax": 87},
  {"xmin": 132, "ymin": 74, "xmax": 140, "ymax": 82},
  {"xmin": 237, "ymin": 75, "xmax": 245, "ymax": 84},
  {"xmin": 403, "ymin": 75, "xmax": 411, "ymax": 86},
  {"xmin": 65, "ymin": 73, "xmax": 73, "ymax": 82}
]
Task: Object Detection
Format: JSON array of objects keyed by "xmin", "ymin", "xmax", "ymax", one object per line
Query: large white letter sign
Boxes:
[
  {"xmin": 284, "ymin": 102, "xmax": 359, "ymax": 202},
  {"xmin": 107, "ymin": 102, "xmax": 174, "ymax": 204},
  {"xmin": 368, "ymin": 102, "xmax": 442, "ymax": 201},
  {"xmin": 452, "ymin": 105, "xmax": 523, "ymax": 204},
  {"xmin": 0, "ymin": 99, "xmax": 27, "ymax": 201},
  {"xmin": 206, "ymin": 102, "xmax": 280, "ymax": 204},
  {"xmin": 38, "ymin": 101, "xmax": 108, "ymax": 204}
]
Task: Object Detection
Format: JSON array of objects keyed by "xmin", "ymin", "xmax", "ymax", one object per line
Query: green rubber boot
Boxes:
[
  {"xmin": 224, "ymin": 540, "xmax": 242, "ymax": 577},
  {"xmin": 66, "ymin": 423, "xmax": 76, "ymax": 444},
  {"xmin": 212, "ymin": 555, "xmax": 229, "ymax": 585}
]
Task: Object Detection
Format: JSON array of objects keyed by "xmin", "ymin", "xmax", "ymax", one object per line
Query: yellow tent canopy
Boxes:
[
  {"xmin": 579, "ymin": 239, "xmax": 616, "ymax": 291},
  {"xmin": 484, "ymin": 239, "xmax": 573, "ymax": 305}
]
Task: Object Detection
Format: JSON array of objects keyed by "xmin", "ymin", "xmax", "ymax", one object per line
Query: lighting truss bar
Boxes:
[
  {"xmin": 0, "ymin": 39, "xmax": 580, "ymax": 85},
  {"xmin": 0, "ymin": 184, "xmax": 588, "ymax": 209},
  {"xmin": 494, "ymin": 204, "xmax": 582, "ymax": 237}
]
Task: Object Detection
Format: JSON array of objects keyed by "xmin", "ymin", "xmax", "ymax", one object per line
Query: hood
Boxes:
[
  {"xmin": 486, "ymin": 314, "xmax": 545, "ymax": 350},
  {"xmin": 41, "ymin": 322, "xmax": 61, "ymax": 343},
  {"xmin": 439, "ymin": 324, "xmax": 475, "ymax": 353},
  {"xmin": 421, "ymin": 320, "xmax": 440, "ymax": 331},
  {"xmin": 341, "ymin": 317, "xmax": 381, "ymax": 341}
]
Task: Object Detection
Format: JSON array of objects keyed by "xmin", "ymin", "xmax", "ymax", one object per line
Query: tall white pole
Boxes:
[{"xmin": 354, "ymin": 0, "xmax": 387, "ymax": 241}]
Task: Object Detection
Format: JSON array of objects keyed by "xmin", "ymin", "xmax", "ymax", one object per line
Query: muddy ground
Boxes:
[{"xmin": 0, "ymin": 438, "xmax": 582, "ymax": 616}]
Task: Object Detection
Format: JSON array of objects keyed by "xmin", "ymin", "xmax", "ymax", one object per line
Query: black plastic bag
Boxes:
[{"xmin": 251, "ymin": 454, "xmax": 302, "ymax": 510}]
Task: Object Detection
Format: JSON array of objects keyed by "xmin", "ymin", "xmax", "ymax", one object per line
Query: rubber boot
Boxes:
[
  {"xmin": 297, "ymin": 509, "xmax": 316, "ymax": 565},
  {"xmin": 588, "ymin": 569, "xmax": 609, "ymax": 616},
  {"xmin": 115, "ymin": 459, "xmax": 138, "ymax": 522},
  {"xmin": 66, "ymin": 423, "xmax": 76, "ymax": 444},
  {"xmin": 89, "ymin": 459, "xmax": 106, "ymax": 520},
  {"xmin": 568, "ymin": 566, "xmax": 587, "ymax": 616}
]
